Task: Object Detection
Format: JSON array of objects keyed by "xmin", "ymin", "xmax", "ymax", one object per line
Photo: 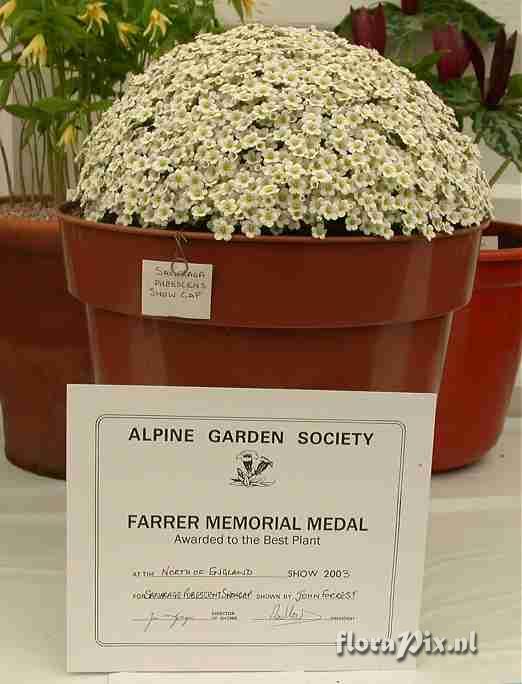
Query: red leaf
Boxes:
[
  {"xmin": 374, "ymin": 4, "xmax": 387, "ymax": 56},
  {"xmin": 351, "ymin": 4, "xmax": 387, "ymax": 56},
  {"xmin": 433, "ymin": 25, "xmax": 471, "ymax": 83}
]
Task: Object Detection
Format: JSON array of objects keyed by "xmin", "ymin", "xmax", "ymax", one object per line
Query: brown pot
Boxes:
[
  {"xmin": 60, "ymin": 206, "xmax": 484, "ymax": 419},
  {"xmin": 0, "ymin": 199, "xmax": 92, "ymax": 479},
  {"xmin": 433, "ymin": 220, "xmax": 522, "ymax": 472}
]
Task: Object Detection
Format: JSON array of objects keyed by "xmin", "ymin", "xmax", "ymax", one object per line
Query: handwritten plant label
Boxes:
[
  {"xmin": 480, "ymin": 236, "xmax": 499, "ymax": 250},
  {"xmin": 141, "ymin": 260, "xmax": 213, "ymax": 319},
  {"xmin": 67, "ymin": 386, "xmax": 435, "ymax": 672}
]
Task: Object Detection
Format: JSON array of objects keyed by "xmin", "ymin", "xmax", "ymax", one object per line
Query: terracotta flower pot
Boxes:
[
  {"xmin": 60, "ymin": 206, "xmax": 484, "ymax": 421},
  {"xmin": 0, "ymin": 199, "xmax": 92, "ymax": 479},
  {"xmin": 433, "ymin": 220, "xmax": 522, "ymax": 472}
]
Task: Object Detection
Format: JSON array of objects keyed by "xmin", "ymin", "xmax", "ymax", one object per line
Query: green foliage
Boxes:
[
  {"xmin": 381, "ymin": 3, "xmax": 422, "ymax": 49},
  {"xmin": 335, "ymin": 0, "xmax": 503, "ymax": 57},
  {"xmin": 0, "ymin": 0, "xmax": 243, "ymax": 202},
  {"xmin": 334, "ymin": 0, "xmax": 518, "ymax": 183},
  {"xmin": 229, "ymin": 0, "xmax": 245, "ymax": 23},
  {"xmin": 473, "ymin": 108, "xmax": 522, "ymax": 171},
  {"xmin": 506, "ymin": 75, "xmax": 522, "ymax": 103},
  {"xmin": 428, "ymin": 77, "xmax": 480, "ymax": 128},
  {"xmin": 406, "ymin": 51, "xmax": 443, "ymax": 80},
  {"xmin": 422, "ymin": 0, "xmax": 503, "ymax": 42},
  {"xmin": 33, "ymin": 96, "xmax": 79, "ymax": 114}
]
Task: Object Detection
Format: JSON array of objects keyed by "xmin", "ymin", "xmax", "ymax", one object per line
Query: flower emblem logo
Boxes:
[{"xmin": 231, "ymin": 450, "xmax": 275, "ymax": 487}]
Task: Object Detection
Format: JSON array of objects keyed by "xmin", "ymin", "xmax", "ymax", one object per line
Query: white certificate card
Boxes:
[{"xmin": 67, "ymin": 386, "xmax": 435, "ymax": 673}]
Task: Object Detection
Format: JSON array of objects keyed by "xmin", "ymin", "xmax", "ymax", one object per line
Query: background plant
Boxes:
[
  {"xmin": 335, "ymin": 0, "xmax": 521, "ymax": 185},
  {"xmin": 0, "ymin": 0, "xmax": 247, "ymax": 204}
]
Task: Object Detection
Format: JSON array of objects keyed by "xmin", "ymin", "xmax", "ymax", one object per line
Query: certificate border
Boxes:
[{"xmin": 93, "ymin": 415, "xmax": 406, "ymax": 648}]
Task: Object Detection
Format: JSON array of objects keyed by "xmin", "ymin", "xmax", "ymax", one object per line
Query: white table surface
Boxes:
[{"xmin": 1, "ymin": 418, "xmax": 520, "ymax": 684}]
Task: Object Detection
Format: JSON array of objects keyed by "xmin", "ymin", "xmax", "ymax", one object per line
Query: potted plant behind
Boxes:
[
  {"xmin": 0, "ymin": 0, "xmax": 245, "ymax": 478},
  {"xmin": 336, "ymin": 1, "xmax": 521, "ymax": 470},
  {"xmin": 60, "ymin": 24, "xmax": 491, "ymax": 404},
  {"xmin": 430, "ymin": 27, "xmax": 522, "ymax": 471}
]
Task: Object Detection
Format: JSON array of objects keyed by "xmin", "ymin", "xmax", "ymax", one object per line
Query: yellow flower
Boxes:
[
  {"xmin": 18, "ymin": 34, "xmax": 48, "ymax": 68},
  {"xmin": 0, "ymin": 0, "xmax": 16, "ymax": 26},
  {"xmin": 79, "ymin": 2, "xmax": 109, "ymax": 35},
  {"xmin": 117, "ymin": 21, "xmax": 139, "ymax": 48},
  {"xmin": 229, "ymin": 0, "xmax": 255, "ymax": 20},
  {"xmin": 143, "ymin": 8, "xmax": 171, "ymax": 42},
  {"xmin": 240, "ymin": 0, "xmax": 255, "ymax": 18},
  {"xmin": 59, "ymin": 125, "xmax": 77, "ymax": 148}
]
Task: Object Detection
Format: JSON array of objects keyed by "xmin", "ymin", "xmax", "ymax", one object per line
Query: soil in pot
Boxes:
[{"xmin": 0, "ymin": 197, "xmax": 92, "ymax": 479}]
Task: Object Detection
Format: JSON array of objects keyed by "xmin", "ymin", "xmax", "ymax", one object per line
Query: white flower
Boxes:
[
  {"xmin": 242, "ymin": 222, "xmax": 262, "ymax": 238},
  {"xmin": 75, "ymin": 24, "xmax": 492, "ymax": 240},
  {"xmin": 311, "ymin": 168, "xmax": 332, "ymax": 184},
  {"xmin": 214, "ymin": 224, "xmax": 234, "ymax": 242},
  {"xmin": 259, "ymin": 183, "xmax": 278, "ymax": 197},
  {"xmin": 217, "ymin": 198, "xmax": 238, "ymax": 216}
]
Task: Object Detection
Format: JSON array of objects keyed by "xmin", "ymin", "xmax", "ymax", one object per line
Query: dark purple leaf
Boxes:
[
  {"xmin": 401, "ymin": 0, "xmax": 419, "ymax": 15},
  {"xmin": 462, "ymin": 30, "xmax": 486, "ymax": 101},
  {"xmin": 486, "ymin": 30, "xmax": 518, "ymax": 107}
]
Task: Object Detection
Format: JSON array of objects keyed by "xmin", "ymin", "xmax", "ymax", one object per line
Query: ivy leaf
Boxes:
[
  {"xmin": 474, "ymin": 108, "xmax": 522, "ymax": 171},
  {"xmin": 422, "ymin": 0, "xmax": 503, "ymax": 43}
]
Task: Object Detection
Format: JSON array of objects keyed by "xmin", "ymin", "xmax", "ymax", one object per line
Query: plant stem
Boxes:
[
  {"xmin": 37, "ymin": 132, "xmax": 46, "ymax": 198},
  {"xmin": 63, "ymin": 152, "xmax": 71, "ymax": 194},
  {"xmin": 26, "ymin": 141, "xmax": 36, "ymax": 202},
  {"xmin": 32, "ymin": 124, "xmax": 41, "ymax": 197},
  {"xmin": 0, "ymin": 138, "xmax": 15, "ymax": 202},
  {"xmin": 489, "ymin": 158, "xmax": 512, "ymax": 187},
  {"xmin": 46, "ymin": 132, "xmax": 56, "ymax": 201},
  {"xmin": 71, "ymin": 142, "xmax": 79, "ymax": 186},
  {"xmin": 18, "ymin": 123, "xmax": 27, "ymax": 199},
  {"xmin": 18, "ymin": 70, "xmax": 31, "ymax": 105},
  {"xmin": 473, "ymin": 131, "xmax": 483, "ymax": 145},
  {"xmin": 21, "ymin": 71, "xmax": 42, "ymax": 198}
]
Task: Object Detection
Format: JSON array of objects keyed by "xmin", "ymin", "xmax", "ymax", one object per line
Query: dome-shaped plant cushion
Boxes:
[{"xmin": 73, "ymin": 24, "xmax": 492, "ymax": 240}]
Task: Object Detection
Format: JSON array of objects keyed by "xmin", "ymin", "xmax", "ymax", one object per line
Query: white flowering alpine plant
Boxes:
[{"xmin": 72, "ymin": 24, "xmax": 493, "ymax": 240}]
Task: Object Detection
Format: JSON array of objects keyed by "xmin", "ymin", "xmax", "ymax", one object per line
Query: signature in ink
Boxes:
[
  {"xmin": 253, "ymin": 602, "xmax": 323, "ymax": 627},
  {"xmin": 132, "ymin": 611, "xmax": 213, "ymax": 632}
]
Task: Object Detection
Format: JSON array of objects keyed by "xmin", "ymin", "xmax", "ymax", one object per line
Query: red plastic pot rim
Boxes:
[
  {"xmin": 60, "ymin": 204, "xmax": 486, "ymax": 329},
  {"xmin": 0, "ymin": 196, "xmax": 60, "ymax": 255},
  {"xmin": 0, "ymin": 217, "xmax": 60, "ymax": 256},
  {"xmin": 481, "ymin": 220, "xmax": 522, "ymax": 263},
  {"xmin": 58, "ymin": 201, "xmax": 488, "ymax": 246}
]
